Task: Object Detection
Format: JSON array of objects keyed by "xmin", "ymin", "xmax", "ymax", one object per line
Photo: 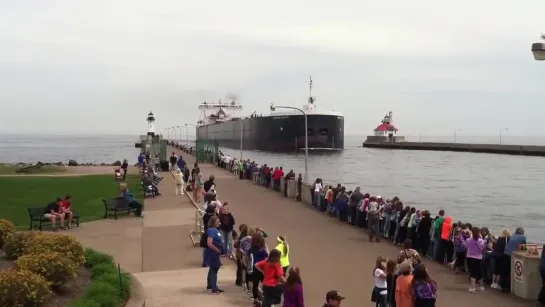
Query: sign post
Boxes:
[{"xmin": 514, "ymin": 259, "xmax": 523, "ymax": 283}]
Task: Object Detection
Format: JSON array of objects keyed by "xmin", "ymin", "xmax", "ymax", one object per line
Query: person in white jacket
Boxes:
[{"xmin": 174, "ymin": 169, "xmax": 185, "ymax": 195}]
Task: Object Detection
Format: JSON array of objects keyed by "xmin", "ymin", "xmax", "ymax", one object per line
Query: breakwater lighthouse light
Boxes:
[
  {"xmin": 147, "ymin": 111, "xmax": 155, "ymax": 136},
  {"xmin": 531, "ymin": 34, "xmax": 545, "ymax": 61}
]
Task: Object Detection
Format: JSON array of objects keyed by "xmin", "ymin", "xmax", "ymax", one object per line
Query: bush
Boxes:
[
  {"xmin": 96, "ymin": 272, "xmax": 131, "ymax": 301},
  {"xmin": 83, "ymin": 281, "xmax": 120, "ymax": 307},
  {"xmin": 24, "ymin": 232, "xmax": 85, "ymax": 266},
  {"xmin": 91, "ymin": 262, "xmax": 117, "ymax": 278},
  {"xmin": 16, "ymin": 251, "xmax": 78, "ymax": 287},
  {"xmin": 3, "ymin": 231, "xmax": 39, "ymax": 259},
  {"xmin": 84, "ymin": 248, "xmax": 114, "ymax": 268},
  {"xmin": 0, "ymin": 219, "xmax": 15, "ymax": 249},
  {"xmin": 70, "ymin": 248, "xmax": 130, "ymax": 306},
  {"xmin": 68, "ymin": 299, "xmax": 101, "ymax": 307},
  {"xmin": 0, "ymin": 269, "xmax": 52, "ymax": 306}
]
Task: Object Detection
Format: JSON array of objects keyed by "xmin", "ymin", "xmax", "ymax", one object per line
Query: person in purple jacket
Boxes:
[
  {"xmin": 466, "ymin": 227, "xmax": 485, "ymax": 293},
  {"xmin": 283, "ymin": 267, "xmax": 304, "ymax": 307}
]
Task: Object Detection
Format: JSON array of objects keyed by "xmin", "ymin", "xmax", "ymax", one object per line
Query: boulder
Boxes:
[
  {"xmin": 55, "ymin": 162, "xmax": 65, "ymax": 166},
  {"xmin": 68, "ymin": 159, "xmax": 79, "ymax": 166},
  {"xmin": 100, "ymin": 163, "xmax": 107, "ymax": 166},
  {"xmin": 112, "ymin": 160, "xmax": 122, "ymax": 166}
]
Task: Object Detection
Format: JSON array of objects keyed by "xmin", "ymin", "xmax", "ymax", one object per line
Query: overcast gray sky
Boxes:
[{"xmin": 1, "ymin": 0, "xmax": 544, "ymax": 136}]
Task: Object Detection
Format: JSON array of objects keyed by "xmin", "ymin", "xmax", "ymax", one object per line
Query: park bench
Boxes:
[
  {"xmin": 27, "ymin": 207, "xmax": 80, "ymax": 231},
  {"xmin": 103, "ymin": 197, "xmax": 134, "ymax": 220}
]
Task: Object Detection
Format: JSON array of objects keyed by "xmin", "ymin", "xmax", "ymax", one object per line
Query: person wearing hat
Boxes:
[
  {"xmin": 275, "ymin": 235, "xmax": 290, "ymax": 275},
  {"xmin": 323, "ymin": 290, "xmax": 345, "ymax": 307}
]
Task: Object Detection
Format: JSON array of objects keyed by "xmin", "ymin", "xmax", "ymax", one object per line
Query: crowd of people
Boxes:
[
  {"xmin": 215, "ymin": 157, "xmax": 545, "ymax": 306},
  {"xmin": 168, "ymin": 146, "xmax": 545, "ymax": 306},
  {"xmin": 193, "ymin": 168, "xmax": 346, "ymax": 307}
]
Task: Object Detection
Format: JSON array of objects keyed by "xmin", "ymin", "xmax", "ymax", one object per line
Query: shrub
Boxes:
[
  {"xmin": 96, "ymin": 272, "xmax": 131, "ymax": 301},
  {"xmin": 84, "ymin": 248, "xmax": 114, "ymax": 268},
  {"xmin": 0, "ymin": 219, "xmax": 15, "ymax": 249},
  {"xmin": 68, "ymin": 299, "xmax": 101, "ymax": 307},
  {"xmin": 16, "ymin": 251, "xmax": 78, "ymax": 287},
  {"xmin": 83, "ymin": 281, "xmax": 120, "ymax": 307},
  {"xmin": 3, "ymin": 231, "xmax": 39, "ymax": 259},
  {"xmin": 91, "ymin": 262, "xmax": 117, "ymax": 278},
  {"xmin": 24, "ymin": 232, "xmax": 85, "ymax": 266},
  {"xmin": 0, "ymin": 269, "xmax": 52, "ymax": 306},
  {"xmin": 70, "ymin": 248, "xmax": 130, "ymax": 306}
]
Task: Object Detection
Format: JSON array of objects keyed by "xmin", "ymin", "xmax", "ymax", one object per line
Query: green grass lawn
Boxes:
[
  {"xmin": 0, "ymin": 174, "xmax": 144, "ymax": 229},
  {"xmin": 0, "ymin": 164, "xmax": 67, "ymax": 175}
]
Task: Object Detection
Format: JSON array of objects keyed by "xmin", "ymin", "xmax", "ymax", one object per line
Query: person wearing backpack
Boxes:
[
  {"xmin": 200, "ymin": 205, "xmax": 217, "ymax": 267},
  {"xmin": 248, "ymin": 233, "xmax": 269, "ymax": 305},
  {"xmin": 255, "ymin": 249, "xmax": 286, "ymax": 307}
]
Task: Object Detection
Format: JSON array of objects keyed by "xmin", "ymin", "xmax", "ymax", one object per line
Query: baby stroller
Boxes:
[
  {"xmin": 141, "ymin": 183, "xmax": 156, "ymax": 198},
  {"xmin": 114, "ymin": 167, "xmax": 123, "ymax": 181}
]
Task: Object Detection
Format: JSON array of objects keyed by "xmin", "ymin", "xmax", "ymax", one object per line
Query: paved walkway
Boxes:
[
  {"xmin": 171, "ymin": 146, "xmax": 534, "ymax": 307},
  {"xmin": 70, "ymin": 170, "xmax": 248, "ymax": 307}
]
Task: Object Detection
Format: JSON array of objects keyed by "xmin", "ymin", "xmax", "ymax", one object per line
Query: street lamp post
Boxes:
[
  {"xmin": 500, "ymin": 128, "xmax": 508, "ymax": 145},
  {"xmin": 172, "ymin": 126, "xmax": 177, "ymax": 143},
  {"xmin": 454, "ymin": 129, "xmax": 462, "ymax": 143},
  {"xmin": 270, "ymin": 103, "xmax": 308, "ymax": 183},
  {"xmin": 166, "ymin": 128, "xmax": 170, "ymax": 140},
  {"xmin": 185, "ymin": 123, "xmax": 197, "ymax": 145},
  {"xmin": 239, "ymin": 121, "xmax": 243, "ymax": 160},
  {"xmin": 176, "ymin": 126, "xmax": 182, "ymax": 143}
]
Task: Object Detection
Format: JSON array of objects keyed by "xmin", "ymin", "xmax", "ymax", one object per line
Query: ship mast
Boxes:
[{"xmin": 307, "ymin": 76, "xmax": 315, "ymax": 104}]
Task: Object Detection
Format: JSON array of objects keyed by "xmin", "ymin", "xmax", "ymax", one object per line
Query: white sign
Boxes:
[{"xmin": 514, "ymin": 260, "xmax": 523, "ymax": 283}]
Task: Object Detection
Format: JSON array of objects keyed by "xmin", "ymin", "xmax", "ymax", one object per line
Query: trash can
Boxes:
[{"xmin": 510, "ymin": 248, "xmax": 543, "ymax": 300}]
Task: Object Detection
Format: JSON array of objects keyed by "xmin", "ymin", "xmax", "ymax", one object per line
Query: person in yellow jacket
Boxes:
[{"xmin": 275, "ymin": 235, "xmax": 290, "ymax": 275}]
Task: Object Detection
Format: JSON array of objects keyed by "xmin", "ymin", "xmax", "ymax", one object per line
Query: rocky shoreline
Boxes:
[{"xmin": 0, "ymin": 160, "xmax": 123, "ymax": 167}]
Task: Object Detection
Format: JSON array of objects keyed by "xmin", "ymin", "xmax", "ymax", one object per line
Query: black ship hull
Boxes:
[{"xmin": 197, "ymin": 114, "xmax": 344, "ymax": 152}]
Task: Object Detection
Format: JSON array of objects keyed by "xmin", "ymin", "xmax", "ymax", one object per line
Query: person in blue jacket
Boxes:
[
  {"xmin": 137, "ymin": 153, "xmax": 145, "ymax": 167},
  {"xmin": 120, "ymin": 184, "xmax": 143, "ymax": 217},
  {"xmin": 205, "ymin": 215, "xmax": 224, "ymax": 294},
  {"xmin": 177, "ymin": 156, "xmax": 186, "ymax": 173}
]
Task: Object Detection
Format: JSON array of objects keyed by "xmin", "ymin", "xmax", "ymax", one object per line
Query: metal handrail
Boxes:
[{"xmin": 195, "ymin": 209, "xmax": 205, "ymax": 234}]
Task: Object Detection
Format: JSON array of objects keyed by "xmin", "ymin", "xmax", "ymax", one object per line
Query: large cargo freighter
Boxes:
[{"xmin": 196, "ymin": 78, "xmax": 344, "ymax": 152}]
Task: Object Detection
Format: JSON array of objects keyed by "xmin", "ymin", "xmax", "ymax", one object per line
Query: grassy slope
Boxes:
[{"xmin": 0, "ymin": 174, "xmax": 143, "ymax": 229}]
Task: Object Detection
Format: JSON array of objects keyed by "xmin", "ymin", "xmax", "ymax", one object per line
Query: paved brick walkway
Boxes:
[{"xmin": 171, "ymin": 146, "xmax": 534, "ymax": 307}]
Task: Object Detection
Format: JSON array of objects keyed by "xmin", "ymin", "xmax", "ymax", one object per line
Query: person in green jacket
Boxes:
[{"xmin": 433, "ymin": 209, "xmax": 445, "ymax": 262}]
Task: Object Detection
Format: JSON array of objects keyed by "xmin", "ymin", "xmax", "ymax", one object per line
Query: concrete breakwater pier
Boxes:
[
  {"xmin": 168, "ymin": 144, "xmax": 539, "ymax": 307},
  {"xmin": 363, "ymin": 140, "xmax": 545, "ymax": 156}
]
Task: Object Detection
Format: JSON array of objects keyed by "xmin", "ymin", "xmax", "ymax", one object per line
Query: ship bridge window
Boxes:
[
  {"xmin": 319, "ymin": 128, "xmax": 328, "ymax": 136},
  {"xmin": 307, "ymin": 128, "xmax": 314, "ymax": 136}
]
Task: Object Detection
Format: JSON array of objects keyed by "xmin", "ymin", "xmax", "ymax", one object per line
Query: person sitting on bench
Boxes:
[
  {"xmin": 60, "ymin": 194, "xmax": 74, "ymax": 229},
  {"xmin": 121, "ymin": 184, "xmax": 144, "ymax": 217},
  {"xmin": 44, "ymin": 198, "xmax": 65, "ymax": 231}
]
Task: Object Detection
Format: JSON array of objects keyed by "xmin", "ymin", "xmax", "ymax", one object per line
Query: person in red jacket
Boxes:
[{"xmin": 272, "ymin": 167, "xmax": 284, "ymax": 191}]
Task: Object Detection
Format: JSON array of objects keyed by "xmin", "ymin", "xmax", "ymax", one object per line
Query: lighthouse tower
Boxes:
[{"xmin": 147, "ymin": 111, "xmax": 155, "ymax": 136}]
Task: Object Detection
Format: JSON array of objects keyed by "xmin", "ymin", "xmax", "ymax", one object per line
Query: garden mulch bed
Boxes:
[{"xmin": 0, "ymin": 251, "xmax": 93, "ymax": 307}]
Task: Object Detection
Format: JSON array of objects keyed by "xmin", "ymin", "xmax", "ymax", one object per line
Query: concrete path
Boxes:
[
  {"xmin": 171, "ymin": 146, "xmax": 535, "ymax": 307},
  {"xmin": 69, "ymin": 168, "xmax": 246, "ymax": 307}
]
